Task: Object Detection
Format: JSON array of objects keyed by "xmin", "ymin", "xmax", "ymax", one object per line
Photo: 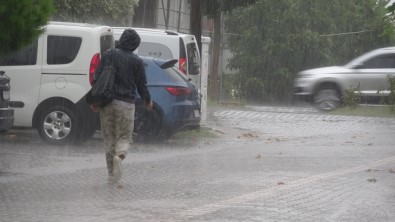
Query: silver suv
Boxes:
[{"xmin": 294, "ymin": 47, "xmax": 395, "ymax": 111}]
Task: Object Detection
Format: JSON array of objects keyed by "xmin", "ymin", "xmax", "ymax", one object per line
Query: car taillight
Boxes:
[
  {"xmin": 179, "ymin": 57, "xmax": 187, "ymax": 75},
  {"xmin": 89, "ymin": 53, "xmax": 101, "ymax": 85},
  {"xmin": 166, "ymin": 87, "xmax": 191, "ymax": 96}
]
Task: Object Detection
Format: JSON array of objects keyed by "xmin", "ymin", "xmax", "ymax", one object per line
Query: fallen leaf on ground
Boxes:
[
  {"xmin": 389, "ymin": 169, "xmax": 395, "ymax": 173},
  {"xmin": 367, "ymin": 178, "xmax": 377, "ymax": 182},
  {"xmin": 277, "ymin": 182, "xmax": 285, "ymax": 185},
  {"xmin": 214, "ymin": 129, "xmax": 225, "ymax": 134},
  {"xmin": 242, "ymin": 133, "xmax": 258, "ymax": 138},
  {"xmin": 366, "ymin": 169, "xmax": 380, "ymax": 172}
]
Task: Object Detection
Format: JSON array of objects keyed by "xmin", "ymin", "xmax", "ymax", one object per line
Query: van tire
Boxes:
[{"xmin": 37, "ymin": 105, "xmax": 78, "ymax": 145}]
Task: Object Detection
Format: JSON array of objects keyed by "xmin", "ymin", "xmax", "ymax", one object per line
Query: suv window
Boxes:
[
  {"xmin": 186, "ymin": 43, "xmax": 200, "ymax": 75},
  {"xmin": 363, "ymin": 54, "xmax": 395, "ymax": 69},
  {"xmin": 47, "ymin": 36, "xmax": 82, "ymax": 65},
  {"xmin": 101, "ymin": 35, "xmax": 114, "ymax": 54},
  {"xmin": 0, "ymin": 40, "xmax": 38, "ymax": 66}
]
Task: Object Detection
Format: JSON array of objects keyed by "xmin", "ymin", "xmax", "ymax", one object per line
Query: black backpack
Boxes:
[{"xmin": 86, "ymin": 50, "xmax": 116, "ymax": 106}]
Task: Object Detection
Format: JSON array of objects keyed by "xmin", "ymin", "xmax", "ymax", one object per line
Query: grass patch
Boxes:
[
  {"xmin": 172, "ymin": 126, "xmax": 219, "ymax": 139},
  {"xmin": 330, "ymin": 106, "xmax": 395, "ymax": 118}
]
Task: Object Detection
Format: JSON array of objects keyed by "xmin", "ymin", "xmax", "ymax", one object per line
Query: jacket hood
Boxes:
[{"xmin": 118, "ymin": 29, "xmax": 140, "ymax": 51}]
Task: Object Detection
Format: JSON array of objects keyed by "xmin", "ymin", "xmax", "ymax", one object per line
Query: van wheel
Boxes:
[
  {"xmin": 134, "ymin": 105, "xmax": 163, "ymax": 142},
  {"xmin": 37, "ymin": 105, "xmax": 77, "ymax": 145},
  {"xmin": 314, "ymin": 89, "xmax": 340, "ymax": 111}
]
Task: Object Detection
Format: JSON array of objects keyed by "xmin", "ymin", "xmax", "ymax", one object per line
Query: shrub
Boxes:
[
  {"xmin": 342, "ymin": 84, "xmax": 362, "ymax": 109},
  {"xmin": 388, "ymin": 75, "xmax": 395, "ymax": 112},
  {"xmin": 243, "ymin": 77, "xmax": 266, "ymax": 103}
]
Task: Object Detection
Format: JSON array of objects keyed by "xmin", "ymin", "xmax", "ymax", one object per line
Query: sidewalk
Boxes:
[{"xmin": 1, "ymin": 106, "xmax": 394, "ymax": 221}]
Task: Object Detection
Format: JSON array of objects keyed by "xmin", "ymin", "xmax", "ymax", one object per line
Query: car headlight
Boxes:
[{"xmin": 2, "ymin": 90, "xmax": 10, "ymax": 101}]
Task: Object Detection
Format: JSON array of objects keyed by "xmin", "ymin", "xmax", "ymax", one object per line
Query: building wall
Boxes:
[{"xmin": 155, "ymin": 0, "xmax": 191, "ymax": 33}]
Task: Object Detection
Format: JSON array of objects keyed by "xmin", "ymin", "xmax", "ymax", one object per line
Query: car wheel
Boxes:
[
  {"xmin": 134, "ymin": 105, "xmax": 163, "ymax": 142},
  {"xmin": 314, "ymin": 89, "xmax": 340, "ymax": 111},
  {"xmin": 37, "ymin": 105, "xmax": 77, "ymax": 145}
]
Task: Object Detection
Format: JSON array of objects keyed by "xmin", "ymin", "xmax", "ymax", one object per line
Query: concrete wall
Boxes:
[{"xmin": 155, "ymin": 0, "xmax": 191, "ymax": 33}]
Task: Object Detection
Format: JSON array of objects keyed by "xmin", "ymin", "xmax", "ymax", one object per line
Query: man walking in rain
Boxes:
[{"xmin": 92, "ymin": 29, "xmax": 153, "ymax": 183}]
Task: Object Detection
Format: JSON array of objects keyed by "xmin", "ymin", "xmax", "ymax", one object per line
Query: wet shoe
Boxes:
[{"xmin": 113, "ymin": 156, "xmax": 123, "ymax": 181}]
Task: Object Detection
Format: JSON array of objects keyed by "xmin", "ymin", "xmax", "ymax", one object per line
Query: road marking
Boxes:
[{"xmin": 176, "ymin": 155, "xmax": 395, "ymax": 220}]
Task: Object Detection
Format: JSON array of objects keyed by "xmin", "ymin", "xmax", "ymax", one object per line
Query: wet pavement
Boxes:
[{"xmin": 1, "ymin": 105, "xmax": 395, "ymax": 222}]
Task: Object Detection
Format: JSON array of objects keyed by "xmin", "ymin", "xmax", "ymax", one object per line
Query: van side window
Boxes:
[
  {"xmin": 138, "ymin": 43, "xmax": 173, "ymax": 60},
  {"xmin": 186, "ymin": 43, "xmax": 200, "ymax": 75},
  {"xmin": 101, "ymin": 35, "xmax": 114, "ymax": 54},
  {"xmin": 0, "ymin": 39, "xmax": 38, "ymax": 66},
  {"xmin": 47, "ymin": 36, "xmax": 81, "ymax": 65}
]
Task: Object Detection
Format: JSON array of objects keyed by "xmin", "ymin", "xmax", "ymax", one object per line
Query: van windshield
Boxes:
[{"xmin": 186, "ymin": 43, "xmax": 200, "ymax": 75}]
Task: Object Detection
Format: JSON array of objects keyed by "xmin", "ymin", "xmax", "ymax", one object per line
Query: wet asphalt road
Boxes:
[{"xmin": 1, "ymin": 105, "xmax": 395, "ymax": 222}]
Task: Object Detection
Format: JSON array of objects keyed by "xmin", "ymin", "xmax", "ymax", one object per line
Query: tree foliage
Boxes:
[
  {"xmin": 201, "ymin": 0, "xmax": 256, "ymax": 17},
  {"xmin": 52, "ymin": 0, "xmax": 139, "ymax": 26},
  {"xmin": 199, "ymin": 0, "xmax": 256, "ymax": 101},
  {"xmin": 0, "ymin": 0, "xmax": 53, "ymax": 54},
  {"xmin": 225, "ymin": 0, "xmax": 395, "ymax": 102}
]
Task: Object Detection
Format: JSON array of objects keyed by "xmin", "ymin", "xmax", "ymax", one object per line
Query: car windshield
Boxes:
[
  {"xmin": 186, "ymin": 43, "xmax": 200, "ymax": 75},
  {"xmin": 344, "ymin": 50, "xmax": 378, "ymax": 68}
]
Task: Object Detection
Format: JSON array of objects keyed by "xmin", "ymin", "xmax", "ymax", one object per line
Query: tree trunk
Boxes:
[
  {"xmin": 209, "ymin": 12, "xmax": 221, "ymax": 101},
  {"xmin": 132, "ymin": 0, "xmax": 157, "ymax": 28},
  {"xmin": 190, "ymin": 0, "xmax": 202, "ymax": 53}
]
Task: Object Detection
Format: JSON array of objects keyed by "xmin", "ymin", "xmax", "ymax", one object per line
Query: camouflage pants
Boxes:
[{"xmin": 99, "ymin": 100, "xmax": 135, "ymax": 174}]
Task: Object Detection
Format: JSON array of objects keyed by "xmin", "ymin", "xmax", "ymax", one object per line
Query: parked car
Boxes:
[
  {"xmin": 0, "ymin": 70, "xmax": 14, "ymax": 131},
  {"xmin": 0, "ymin": 21, "xmax": 114, "ymax": 144},
  {"xmin": 0, "ymin": 70, "xmax": 24, "ymax": 132},
  {"xmin": 132, "ymin": 56, "xmax": 201, "ymax": 141},
  {"xmin": 83, "ymin": 55, "xmax": 201, "ymax": 141},
  {"xmin": 294, "ymin": 47, "xmax": 395, "ymax": 111}
]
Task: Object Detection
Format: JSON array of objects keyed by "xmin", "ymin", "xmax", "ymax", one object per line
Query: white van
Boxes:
[
  {"xmin": 112, "ymin": 27, "xmax": 201, "ymax": 85},
  {"xmin": 0, "ymin": 22, "xmax": 114, "ymax": 145}
]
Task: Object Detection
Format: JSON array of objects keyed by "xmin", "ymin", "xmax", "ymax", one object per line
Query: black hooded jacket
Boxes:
[{"xmin": 94, "ymin": 29, "xmax": 151, "ymax": 104}]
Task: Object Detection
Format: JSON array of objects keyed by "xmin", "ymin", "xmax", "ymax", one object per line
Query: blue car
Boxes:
[
  {"xmin": 76, "ymin": 56, "xmax": 201, "ymax": 143},
  {"xmin": 133, "ymin": 56, "xmax": 201, "ymax": 141}
]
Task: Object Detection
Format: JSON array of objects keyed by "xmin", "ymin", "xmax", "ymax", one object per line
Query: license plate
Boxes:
[{"xmin": 194, "ymin": 110, "xmax": 200, "ymax": 117}]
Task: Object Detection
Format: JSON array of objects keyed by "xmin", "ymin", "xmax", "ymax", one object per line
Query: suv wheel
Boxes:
[
  {"xmin": 37, "ymin": 105, "xmax": 77, "ymax": 145},
  {"xmin": 314, "ymin": 89, "xmax": 340, "ymax": 111}
]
